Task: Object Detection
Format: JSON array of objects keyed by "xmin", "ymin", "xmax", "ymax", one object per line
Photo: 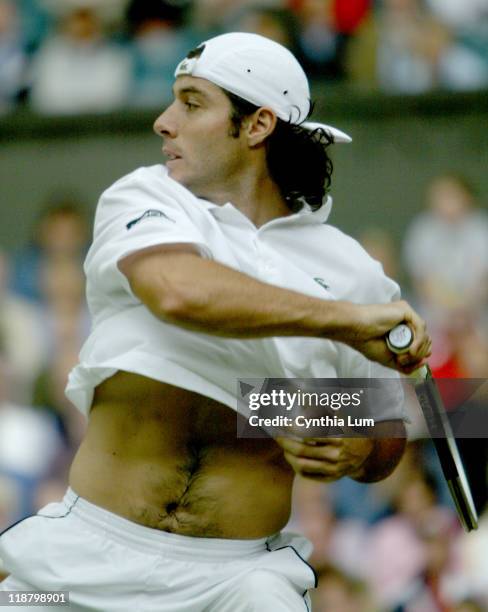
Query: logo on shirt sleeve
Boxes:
[
  {"xmin": 314, "ymin": 277, "xmax": 330, "ymax": 291},
  {"xmin": 126, "ymin": 209, "xmax": 176, "ymax": 230}
]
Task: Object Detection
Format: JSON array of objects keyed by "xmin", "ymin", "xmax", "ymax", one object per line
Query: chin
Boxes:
[{"xmin": 166, "ymin": 166, "xmax": 210, "ymax": 198}]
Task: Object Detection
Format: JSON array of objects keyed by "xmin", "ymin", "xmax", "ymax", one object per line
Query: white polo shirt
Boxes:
[{"xmin": 66, "ymin": 165, "xmax": 403, "ymax": 419}]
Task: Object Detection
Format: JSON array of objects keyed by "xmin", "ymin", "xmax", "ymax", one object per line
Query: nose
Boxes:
[{"xmin": 153, "ymin": 105, "xmax": 177, "ymax": 138}]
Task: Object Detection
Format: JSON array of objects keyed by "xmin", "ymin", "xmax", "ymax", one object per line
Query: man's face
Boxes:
[{"xmin": 153, "ymin": 76, "xmax": 249, "ymax": 198}]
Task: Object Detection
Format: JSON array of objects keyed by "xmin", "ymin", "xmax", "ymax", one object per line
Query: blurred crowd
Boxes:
[
  {"xmin": 0, "ymin": 198, "xmax": 89, "ymax": 533},
  {"xmin": 1, "ymin": 2, "xmax": 488, "ymax": 610},
  {"xmin": 1, "ymin": 0, "xmax": 488, "ymax": 115}
]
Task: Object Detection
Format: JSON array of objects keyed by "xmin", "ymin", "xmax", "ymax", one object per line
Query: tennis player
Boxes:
[{"xmin": 0, "ymin": 33, "xmax": 431, "ymax": 611}]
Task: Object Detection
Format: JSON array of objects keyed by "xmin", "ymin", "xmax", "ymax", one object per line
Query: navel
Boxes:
[{"xmin": 165, "ymin": 501, "xmax": 179, "ymax": 514}]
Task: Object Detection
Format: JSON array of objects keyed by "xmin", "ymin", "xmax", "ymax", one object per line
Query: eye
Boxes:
[{"xmin": 184, "ymin": 100, "xmax": 199, "ymax": 111}]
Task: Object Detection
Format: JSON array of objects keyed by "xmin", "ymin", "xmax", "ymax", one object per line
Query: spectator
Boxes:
[
  {"xmin": 0, "ymin": 474, "xmax": 22, "ymax": 533},
  {"xmin": 126, "ymin": 0, "xmax": 197, "ymax": 108},
  {"xmin": 32, "ymin": 257, "xmax": 89, "ymax": 449},
  {"xmin": 39, "ymin": 0, "xmax": 128, "ymax": 24},
  {"xmin": 367, "ymin": 466, "xmax": 461, "ymax": 610},
  {"xmin": 36, "ymin": 257, "xmax": 90, "ymax": 358},
  {"xmin": 0, "ymin": 357, "xmax": 61, "ymax": 480},
  {"xmin": 29, "ymin": 5, "xmax": 130, "ymax": 114},
  {"xmin": 0, "ymin": 0, "xmax": 28, "ymax": 113},
  {"xmin": 377, "ymin": 0, "xmax": 488, "ymax": 93},
  {"xmin": 0, "ymin": 251, "xmax": 44, "ymax": 404},
  {"xmin": 189, "ymin": 0, "xmax": 249, "ymax": 37},
  {"xmin": 403, "ymin": 173, "xmax": 488, "ymax": 327},
  {"xmin": 427, "ymin": 312, "xmax": 488, "ymax": 378},
  {"xmin": 0, "ymin": 355, "xmax": 63, "ymax": 523},
  {"xmin": 10, "ymin": 198, "xmax": 89, "ymax": 305},
  {"xmin": 377, "ymin": 0, "xmax": 449, "ymax": 93},
  {"xmin": 17, "ymin": 0, "xmax": 52, "ymax": 56},
  {"xmin": 425, "ymin": 0, "xmax": 488, "ymax": 91},
  {"xmin": 312, "ymin": 563, "xmax": 376, "ymax": 612},
  {"xmin": 289, "ymin": 0, "xmax": 346, "ymax": 80},
  {"xmin": 402, "ymin": 173, "xmax": 488, "ymax": 379},
  {"xmin": 333, "ymin": 0, "xmax": 371, "ymax": 36},
  {"xmin": 294, "ymin": 443, "xmax": 422, "ymax": 565},
  {"xmin": 403, "ymin": 173, "xmax": 488, "ymax": 378},
  {"xmin": 425, "ymin": 0, "xmax": 488, "ymax": 30},
  {"xmin": 289, "ymin": 476, "xmax": 334, "ymax": 568},
  {"xmin": 230, "ymin": 5, "xmax": 299, "ymax": 50}
]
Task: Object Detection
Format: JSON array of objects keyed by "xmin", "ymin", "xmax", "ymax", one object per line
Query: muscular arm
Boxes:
[{"xmin": 119, "ymin": 246, "xmax": 430, "ymax": 373}]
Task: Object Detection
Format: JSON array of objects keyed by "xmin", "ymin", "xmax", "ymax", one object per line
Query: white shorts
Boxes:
[{"xmin": 0, "ymin": 488, "xmax": 315, "ymax": 611}]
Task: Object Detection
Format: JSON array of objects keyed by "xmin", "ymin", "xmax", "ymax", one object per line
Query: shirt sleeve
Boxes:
[{"xmin": 84, "ymin": 167, "xmax": 213, "ymax": 301}]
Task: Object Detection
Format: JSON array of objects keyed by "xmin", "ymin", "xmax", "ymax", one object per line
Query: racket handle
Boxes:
[
  {"xmin": 387, "ymin": 324, "xmax": 430, "ymax": 381},
  {"xmin": 386, "ymin": 323, "xmax": 413, "ymax": 354}
]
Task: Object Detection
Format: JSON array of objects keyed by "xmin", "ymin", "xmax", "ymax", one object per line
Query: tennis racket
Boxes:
[{"xmin": 387, "ymin": 324, "xmax": 478, "ymax": 532}]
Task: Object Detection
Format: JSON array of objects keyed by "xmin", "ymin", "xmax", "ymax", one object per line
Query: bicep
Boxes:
[{"xmin": 118, "ymin": 244, "xmax": 205, "ymax": 313}]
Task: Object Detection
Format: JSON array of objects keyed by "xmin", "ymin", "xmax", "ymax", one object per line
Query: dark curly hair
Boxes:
[{"xmin": 225, "ymin": 90, "xmax": 334, "ymax": 213}]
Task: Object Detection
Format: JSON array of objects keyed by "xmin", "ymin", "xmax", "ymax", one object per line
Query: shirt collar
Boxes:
[
  {"xmin": 200, "ymin": 195, "xmax": 333, "ymax": 227},
  {"xmin": 163, "ymin": 164, "xmax": 333, "ymax": 226}
]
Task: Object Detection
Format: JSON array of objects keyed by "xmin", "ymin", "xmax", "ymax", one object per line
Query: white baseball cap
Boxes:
[{"xmin": 175, "ymin": 32, "xmax": 352, "ymax": 144}]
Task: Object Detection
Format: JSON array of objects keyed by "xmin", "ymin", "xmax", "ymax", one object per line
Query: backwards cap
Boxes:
[{"xmin": 175, "ymin": 32, "xmax": 352, "ymax": 144}]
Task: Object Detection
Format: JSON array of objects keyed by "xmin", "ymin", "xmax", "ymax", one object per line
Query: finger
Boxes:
[
  {"xmin": 409, "ymin": 335, "xmax": 431, "ymax": 362},
  {"xmin": 397, "ymin": 353, "xmax": 420, "ymax": 367},
  {"xmin": 283, "ymin": 452, "xmax": 345, "ymax": 478},
  {"xmin": 396, "ymin": 332, "xmax": 432, "ymax": 366},
  {"xmin": 399, "ymin": 357, "xmax": 430, "ymax": 375},
  {"xmin": 406, "ymin": 315, "xmax": 428, "ymax": 356},
  {"xmin": 278, "ymin": 437, "xmax": 342, "ymax": 461},
  {"xmin": 300, "ymin": 471, "xmax": 341, "ymax": 482},
  {"xmin": 399, "ymin": 344, "xmax": 431, "ymax": 368},
  {"xmin": 302, "ymin": 437, "xmax": 343, "ymax": 446},
  {"xmin": 412, "ymin": 336, "xmax": 431, "ymax": 360}
]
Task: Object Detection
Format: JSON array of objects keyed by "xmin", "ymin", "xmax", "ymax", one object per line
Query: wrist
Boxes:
[
  {"xmin": 351, "ymin": 435, "xmax": 406, "ymax": 483},
  {"xmin": 317, "ymin": 300, "xmax": 361, "ymax": 344}
]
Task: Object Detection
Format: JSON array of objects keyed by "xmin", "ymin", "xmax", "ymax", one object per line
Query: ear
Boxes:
[{"xmin": 245, "ymin": 107, "xmax": 277, "ymax": 147}]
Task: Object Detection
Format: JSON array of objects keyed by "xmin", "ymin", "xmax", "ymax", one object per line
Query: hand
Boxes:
[
  {"xmin": 340, "ymin": 300, "xmax": 432, "ymax": 374},
  {"xmin": 275, "ymin": 436, "xmax": 374, "ymax": 482}
]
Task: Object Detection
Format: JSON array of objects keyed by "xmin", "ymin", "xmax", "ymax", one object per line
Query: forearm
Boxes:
[{"xmin": 125, "ymin": 250, "xmax": 359, "ymax": 340}]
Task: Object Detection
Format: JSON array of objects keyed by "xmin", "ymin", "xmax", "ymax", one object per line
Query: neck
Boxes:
[{"xmin": 196, "ymin": 165, "xmax": 291, "ymax": 228}]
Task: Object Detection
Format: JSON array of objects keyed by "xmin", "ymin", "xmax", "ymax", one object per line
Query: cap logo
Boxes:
[{"xmin": 175, "ymin": 57, "xmax": 197, "ymax": 77}]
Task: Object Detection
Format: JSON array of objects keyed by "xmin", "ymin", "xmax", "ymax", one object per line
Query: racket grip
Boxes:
[
  {"xmin": 386, "ymin": 323, "xmax": 413, "ymax": 354},
  {"xmin": 387, "ymin": 324, "xmax": 430, "ymax": 381}
]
